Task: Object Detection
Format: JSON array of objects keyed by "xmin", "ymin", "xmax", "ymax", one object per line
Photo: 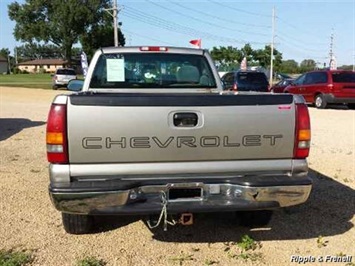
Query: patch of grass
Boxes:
[
  {"xmin": 343, "ymin": 178, "xmax": 350, "ymax": 183},
  {"xmin": 0, "ymin": 249, "xmax": 33, "ymax": 266},
  {"xmin": 30, "ymin": 169, "xmax": 41, "ymax": 173},
  {"xmin": 233, "ymin": 252, "xmax": 264, "ymax": 262},
  {"xmin": 237, "ymin": 235, "xmax": 260, "ymax": 251},
  {"xmin": 204, "ymin": 259, "xmax": 219, "ymax": 265},
  {"xmin": 224, "ymin": 236, "xmax": 264, "ymax": 263},
  {"xmin": 0, "ymin": 73, "xmax": 83, "ymax": 89},
  {"xmin": 0, "ymin": 74, "xmax": 52, "ymax": 89},
  {"xmin": 76, "ymin": 256, "xmax": 106, "ymax": 266},
  {"xmin": 316, "ymin": 235, "xmax": 328, "ymax": 248},
  {"xmin": 169, "ymin": 253, "xmax": 194, "ymax": 265}
]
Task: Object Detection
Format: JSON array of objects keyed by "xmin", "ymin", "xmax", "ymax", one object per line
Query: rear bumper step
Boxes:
[{"xmin": 50, "ymin": 182, "xmax": 312, "ymax": 215}]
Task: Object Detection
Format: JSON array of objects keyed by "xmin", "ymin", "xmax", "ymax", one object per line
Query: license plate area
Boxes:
[{"xmin": 168, "ymin": 187, "xmax": 203, "ymax": 202}]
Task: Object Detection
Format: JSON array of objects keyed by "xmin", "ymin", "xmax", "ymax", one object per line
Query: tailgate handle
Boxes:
[{"xmin": 173, "ymin": 113, "xmax": 198, "ymax": 127}]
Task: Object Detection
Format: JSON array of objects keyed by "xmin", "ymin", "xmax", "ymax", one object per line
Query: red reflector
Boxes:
[
  {"xmin": 140, "ymin": 46, "xmax": 168, "ymax": 51},
  {"xmin": 47, "ymin": 153, "xmax": 68, "ymax": 163},
  {"xmin": 294, "ymin": 104, "xmax": 311, "ymax": 159},
  {"xmin": 278, "ymin": 105, "xmax": 291, "ymax": 110},
  {"xmin": 46, "ymin": 104, "xmax": 68, "ymax": 164}
]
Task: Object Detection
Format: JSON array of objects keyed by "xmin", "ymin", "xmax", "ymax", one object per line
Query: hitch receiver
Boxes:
[{"xmin": 180, "ymin": 213, "xmax": 193, "ymax": 225}]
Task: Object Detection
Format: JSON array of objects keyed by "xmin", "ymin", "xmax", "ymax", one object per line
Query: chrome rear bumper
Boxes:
[{"xmin": 50, "ymin": 182, "xmax": 312, "ymax": 215}]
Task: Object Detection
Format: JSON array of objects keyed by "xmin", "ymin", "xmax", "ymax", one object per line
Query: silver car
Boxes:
[{"xmin": 52, "ymin": 68, "xmax": 77, "ymax": 90}]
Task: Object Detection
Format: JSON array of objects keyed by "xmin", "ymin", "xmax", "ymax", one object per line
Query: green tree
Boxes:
[
  {"xmin": 16, "ymin": 43, "xmax": 63, "ymax": 59},
  {"xmin": 253, "ymin": 45, "xmax": 282, "ymax": 70},
  {"xmin": 0, "ymin": 48, "xmax": 10, "ymax": 59},
  {"xmin": 80, "ymin": 14, "xmax": 125, "ymax": 58},
  {"xmin": 300, "ymin": 59, "xmax": 316, "ymax": 73},
  {"xmin": 210, "ymin": 46, "xmax": 242, "ymax": 71},
  {"xmin": 240, "ymin": 43, "xmax": 254, "ymax": 63},
  {"xmin": 8, "ymin": 0, "xmax": 112, "ymax": 64},
  {"xmin": 279, "ymin": 59, "xmax": 299, "ymax": 74}
]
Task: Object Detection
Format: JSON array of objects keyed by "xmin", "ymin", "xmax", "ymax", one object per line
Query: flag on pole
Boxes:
[
  {"xmin": 80, "ymin": 51, "xmax": 89, "ymax": 77},
  {"xmin": 189, "ymin": 39, "xmax": 202, "ymax": 49},
  {"xmin": 240, "ymin": 57, "xmax": 247, "ymax": 70}
]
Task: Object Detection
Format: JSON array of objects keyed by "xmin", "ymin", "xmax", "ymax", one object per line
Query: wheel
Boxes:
[
  {"xmin": 237, "ymin": 210, "xmax": 273, "ymax": 227},
  {"xmin": 62, "ymin": 213, "xmax": 93, "ymax": 234},
  {"xmin": 52, "ymin": 85, "xmax": 58, "ymax": 90},
  {"xmin": 315, "ymin": 94, "xmax": 327, "ymax": 109},
  {"xmin": 348, "ymin": 103, "xmax": 355, "ymax": 110}
]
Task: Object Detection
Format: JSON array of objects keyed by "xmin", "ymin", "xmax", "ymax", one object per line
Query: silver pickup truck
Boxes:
[{"xmin": 46, "ymin": 46, "xmax": 312, "ymax": 234}]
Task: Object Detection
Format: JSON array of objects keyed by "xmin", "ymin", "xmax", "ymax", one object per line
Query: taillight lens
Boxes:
[
  {"xmin": 294, "ymin": 103, "xmax": 311, "ymax": 158},
  {"xmin": 140, "ymin": 46, "xmax": 168, "ymax": 51},
  {"xmin": 46, "ymin": 104, "xmax": 68, "ymax": 163},
  {"xmin": 232, "ymin": 83, "xmax": 238, "ymax": 91}
]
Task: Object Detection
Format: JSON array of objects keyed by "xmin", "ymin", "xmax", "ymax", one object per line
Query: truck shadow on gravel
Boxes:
[
  {"xmin": 149, "ymin": 168, "xmax": 354, "ymax": 243},
  {"xmin": 0, "ymin": 118, "xmax": 45, "ymax": 141},
  {"xmin": 91, "ymin": 168, "xmax": 354, "ymax": 243}
]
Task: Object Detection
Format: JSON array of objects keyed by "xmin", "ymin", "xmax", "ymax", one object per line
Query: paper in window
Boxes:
[{"xmin": 107, "ymin": 58, "xmax": 125, "ymax": 82}]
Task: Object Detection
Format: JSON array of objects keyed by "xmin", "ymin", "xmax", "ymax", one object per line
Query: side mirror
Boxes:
[{"xmin": 67, "ymin": 79, "xmax": 84, "ymax": 92}]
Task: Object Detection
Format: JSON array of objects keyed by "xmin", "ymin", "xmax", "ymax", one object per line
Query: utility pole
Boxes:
[
  {"xmin": 14, "ymin": 47, "xmax": 18, "ymax": 65},
  {"xmin": 104, "ymin": 0, "xmax": 120, "ymax": 47},
  {"xmin": 113, "ymin": 0, "xmax": 118, "ymax": 47},
  {"xmin": 329, "ymin": 30, "xmax": 337, "ymax": 70},
  {"xmin": 270, "ymin": 7, "xmax": 275, "ymax": 86}
]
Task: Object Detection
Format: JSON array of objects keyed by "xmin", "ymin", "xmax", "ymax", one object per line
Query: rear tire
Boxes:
[
  {"xmin": 315, "ymin": 94, "xmax": 327, "ymax": 109},
  {"xmin": 238, "ymin": 210, "xmax": 273, "ymax": 227},
  {"xmin": 348, "ymin": 103, "xmax": 355, "ymax": 110},
  {"xmin": 62, "ymin": 213, "xmax": 93, "ymax": 234},
  {"xmin": 52, "ymin": 85, "xmax": 58, "ymax": 90}
]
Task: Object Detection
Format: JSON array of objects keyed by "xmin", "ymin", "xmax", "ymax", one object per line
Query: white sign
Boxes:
[{"xmin": 107, "ymin": 59, "xmax": 125, "ymax": 82}]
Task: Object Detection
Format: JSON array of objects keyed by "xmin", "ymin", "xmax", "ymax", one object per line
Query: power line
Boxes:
[
  {"xmin": 277, "ymin": 40, "xmax": 328, "ymax": 60},
  {"xmin": 144, "ymin": 0, "xmax": 269, "ymax": 37},
  {"xmin": 276, "ymin": 35, "xmax": 327, "ymax": 54},
  {"xmin": 170, "ymin": 2, "xmax": 271, "ymax": 29},
  {"xmin": 122, "ymin": 6, "xmax": 269, "ymax": 45},
  {"xmin": 207, "ymin": 0, "xmax": 271, "ymax": 18},
  {"xmin": 277, "ymin": 16, "xmax": 329, "ymax": 44},
  {"xmin": 123, "ymin": 30, "xmax": 176, "ymax": 46},
  {"xmin": 277, "ymin": 31, "xmax": 328, "ymax": 47}
]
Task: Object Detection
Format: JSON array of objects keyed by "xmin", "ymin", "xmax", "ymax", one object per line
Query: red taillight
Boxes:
[
  {"xmin": 140, "ymin": 46, "xmax": 168, "ymax": 51},
  {"xmin": 46, "ymin": 104, "xmax": 68, "ymax": 163},
  {"xmin": 294, "ymin": 103, "xmax": 311, "ymax": 159},
  {"xmin": 232, "ymin": 83, "xmax": 238, "ymax": 91}
]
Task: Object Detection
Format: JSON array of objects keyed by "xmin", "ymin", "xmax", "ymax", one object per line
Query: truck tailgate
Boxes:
[{"xmin": 67, "ymin": 93, "xmax": 295, "ymax": 163}]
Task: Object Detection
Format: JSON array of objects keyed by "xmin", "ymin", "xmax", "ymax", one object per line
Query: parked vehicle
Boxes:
[
  {"xmin": 270, "ymin": 78, "xmax": 294, "ymax": 93},
  {"xmin": 221, "ymin": 70, "xmax": 269, "ymax": 92},
  {"xmin": 52, "ymin": 68, "xmax": 77, "ymax": 90},
  {"xmin": 46, "ymin": 46, "xmax": 312, "ymax": 234},
  {"xmin": 284, "ymin": 70, "xmax": 355, "ymax": 109}
]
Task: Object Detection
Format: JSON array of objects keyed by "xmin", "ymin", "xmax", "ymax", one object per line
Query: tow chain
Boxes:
[{"xmin": 146, "ymin": 191, "xmax": 177, "ymax": 231}]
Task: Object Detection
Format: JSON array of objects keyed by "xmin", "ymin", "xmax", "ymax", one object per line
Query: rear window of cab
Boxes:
[{"xmin": 89, "ymin": 53, "xmax": 217, "ymax": 89}]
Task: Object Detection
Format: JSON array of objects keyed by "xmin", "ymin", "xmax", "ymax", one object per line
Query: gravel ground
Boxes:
[{"xmin": 0, "ymin": 86, "xmax": 354, "ymax": 266}]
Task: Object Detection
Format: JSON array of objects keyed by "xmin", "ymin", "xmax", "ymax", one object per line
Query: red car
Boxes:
[
  {"xmin": 284, "ymin": 70, "xmax": 355, "ymax": 109},
  {"xmin": 270, "ymin": 78, "xmax": 294, "ymax": 93}
]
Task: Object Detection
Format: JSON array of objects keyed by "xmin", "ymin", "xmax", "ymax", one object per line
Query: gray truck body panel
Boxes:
[{"xmin": 48, "ymin": 47, "xmax": 312, "ymax": 216}]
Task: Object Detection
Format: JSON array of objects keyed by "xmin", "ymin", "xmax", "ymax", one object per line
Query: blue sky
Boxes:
[{"xmin": 0, "ymin": 0, "xmax": 354, "ymax": 66}]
